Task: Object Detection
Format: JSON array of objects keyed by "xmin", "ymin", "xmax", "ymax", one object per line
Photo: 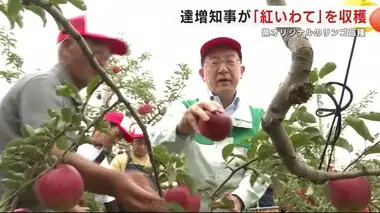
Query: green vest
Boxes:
[{"xmin": 181, "ymin": 99, "xmax": 264, "ymax": 149}]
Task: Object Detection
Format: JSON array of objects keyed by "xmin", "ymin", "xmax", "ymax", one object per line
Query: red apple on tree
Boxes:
[
  {"xmin": 163, "ymin": 185, "xmax": 201, "ymax": 212},
  {"xmin": 34, "ymin": 164, "xmax": 84, "ymax": 211},
  {"xmin": 326, "ymin": 176, "xmax": 371, "ymax": 211},
  {"xmin": 137, "ymin": 103, "xmax": 152, "ymax": 115},
  {"xmin": 111, "ymin": 66, "xmax": 120, "ymax": 73},
  {"xmin": 198, "ymin": 111, "xmax": 232, "ymax": 141}
]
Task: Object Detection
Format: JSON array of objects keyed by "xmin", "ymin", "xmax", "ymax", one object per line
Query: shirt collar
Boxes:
[
  {"xmin": 207, "ymin": 89, "xmax": 241, "ymax": 109},
  {"xmin": 52, "ymin": 63, "xmax": 76, "ymax": 86}
]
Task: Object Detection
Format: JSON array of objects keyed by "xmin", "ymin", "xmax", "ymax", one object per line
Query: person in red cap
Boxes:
[
  {"xmin": 151, "ymin": 37, "xmax": 275, "ymax": 212},
  {"xmin": 76, "ymin": 111, "xmax": 133, "ymax": 212},
  {"xmin": 110, "ymin": 123, "xmax": 155, "ymax": 212},
  {"xmin": 0, "ymin": 15, "xmax": 163, "ymax": 212}
]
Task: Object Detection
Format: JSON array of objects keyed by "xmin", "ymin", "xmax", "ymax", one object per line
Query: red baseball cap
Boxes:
[
  {"xmin": 57, "ymin": 15, "xmax": 128, "ymax": 55},
  {"xmin": 130, "ymin": 123, "xmax": 146, "ymax": 139},
  {"xmin": 104, "ymin": 112, "xmax": 133, "ymax": 142},
  {"xmin": 200, "ymin": 37, "xmax": 242, "ymax": 59}
]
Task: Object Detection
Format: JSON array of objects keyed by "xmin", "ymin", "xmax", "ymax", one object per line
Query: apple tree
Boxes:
[{"xmin": 1, "ymin": 0, "xmax": 380, "ymax": 212}]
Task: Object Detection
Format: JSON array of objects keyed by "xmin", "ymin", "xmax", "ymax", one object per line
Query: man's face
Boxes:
[
  {"xmin": 132, "ymin": 138, "xmax": 148, "ymax": 157},
  {"xmin": 92, "ymin": 124, "xmax": 123, "ymax": 149},
  {"xmin": 199, "ymin": 46, "xmax": 245, "ymax": 96},
  {"xmin": 61, "ymin": 38, "xmax": 112, "ymax": 88}
]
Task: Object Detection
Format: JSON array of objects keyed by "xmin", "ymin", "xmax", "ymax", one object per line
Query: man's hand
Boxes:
[
  {"xmin": 225, "ymin": 193, "xmax": 243, "ymax": 212},
  {"xmin": 177, "ymin": 101, "xmax": 224, "ymax": 135},
  {"xmin": 113, "ymin": 171, "xmax": 167, "ymax": 212}
]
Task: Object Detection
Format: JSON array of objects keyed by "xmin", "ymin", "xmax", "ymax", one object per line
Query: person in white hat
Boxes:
[{"xmin": 76, "ymin": 111, "xmax": 134, "ymax": 212}]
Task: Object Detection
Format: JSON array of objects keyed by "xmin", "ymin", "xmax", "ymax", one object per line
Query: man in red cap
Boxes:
[
  {"xmin": 76, "ymin": 111, "xmax": 134, "ymax": 212},
  {"xmin": 0, "ymin": 15, "xmax": 162, "ymax": 212},
  {"xmin": 151, "ymin": 37, "xmax": 275, "ymax": 212}
]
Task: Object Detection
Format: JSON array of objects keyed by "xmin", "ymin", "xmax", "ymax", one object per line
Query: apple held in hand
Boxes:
[
  {"xmin": 35, "ymin": 164, "xmax": 84, "ymax": 211},
  {"xmin": 326, "ymin": 176, "xmax": 371, "ymax": 211},
  {"xmin": 163, "ymin": 185, "xmax": 201, "ymax": 212},
  {"xmin": 198, "ymin": 111, "xmax": 232, "ymax": 141}
]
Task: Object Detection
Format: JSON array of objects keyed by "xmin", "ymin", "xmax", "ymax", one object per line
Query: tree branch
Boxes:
[
  {"xmin": 22, "ymin": 0, "xmax": 163, "ymax": 197},
  {"xmin": 261, "ymin": 0, "xmax": 380, "ymax": 184}
]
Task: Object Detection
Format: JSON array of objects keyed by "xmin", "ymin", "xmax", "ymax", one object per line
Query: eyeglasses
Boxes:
[{"xmin": 204, "ymin": 57, "xmax": 241, "ymax": 70}]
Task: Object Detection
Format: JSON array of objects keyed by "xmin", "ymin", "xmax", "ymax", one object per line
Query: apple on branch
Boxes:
[{"xmin": 34, "ymin": 164, "xmax": 84, "ymax": 211}]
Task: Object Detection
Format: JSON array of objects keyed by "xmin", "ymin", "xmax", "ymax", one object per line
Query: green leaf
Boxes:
[
  {"xmin": 75, "ymin": 134, "xmax": 92, "ymax": 146},
  {"xmin": 86, "ymin": 75, "xmax": 101, "ymax": 97},
  {"xmin": 94, "ymin": 120, "xmax": 109, "ymax": 134},
  {"xmin": 367, "ymin": 144, "xmax": 380, "ymax": 155},
  {"xmin": 5, "ymin": 171, "xmax": 25, "ymax": 181},
  {"xmin": 335, "ymin": 138, "xmax": 353, "ymax": 152},
  {"xmin": 318, "ymin": 62, "xmax": 336, "ymax": 79},
  {"xmin": 309, "ymin": 68, "xmax": 319, "ymax": 84},
  {"xmin": 7, "ymin": 0, "xmax": 22, "ymax": 19},
  {"xmin": 358, "ymin": 112, "xmax": 380, "ymax": 122},
  {"xmin": 25, "ymin": 5, "xmax": 47, "ymax": 27},
  {"xmin": 290, "ymin": 133, "xmax": 312, "ymax": 147},
  {"xmin": 305, "ymin": 185, "xmax": 314, "ymax": 196},
  {"xmin": 20, "ymin": 125, "xmax": 35, "ymax": 137},
  {"xmin": 153, "ymin": 145, "xmax": 170, "ymax": 165},
  {"xmin": 19, "ymin": 145, "xmax": 44, "ymax": 156},
  {"xmin": 313, "ymin": 84, "xmax": 335, "ymax": 95},
  {"xmin": 1, "ymin": 178, "xmax": 23, "ymax": 190},
  {"xmin": 61, "ymin": 107, "xmax": 73, "ymax": 123},
  {"xmin": 50, "ymin": 0, "xmax": 68, "ymax": 3},
  {"xmin": 56, "ymin": 136, "xmax": 69, "ymax": 150},
  {"xmin": 296, "ymin": 107, "xmax": 316, "ymax": 123},
  {"xmin": 271, "ymin": 175, "xmax": 286, "ymax": 197},
  {"xmin": 56, "ymin": 84, "xmax": 79, "ymax": 98},
  {"xmin": 345, "ymin": 116, "xmax": 374, "ymax": 142},
  {"xmin": 247, "ymin": 146, "xmax": 257, "ymax": 159},
  {"xmin": 222, "ymin": 144, "xmax": 234, "ymax": 161},
  {"xmin": 5, "ymin": 138, "xmax": 25, "ymax": 149},
  {"xmin": 67, "ymin": 0, "xmax": 87, "ymax": 10},
  {"xmin": 257, "ymin": 144, "xmax": 275, "ymax": 160},
  {"xmin": 303, "ymin": 127, "xmax": 321, "ymax": 140}
]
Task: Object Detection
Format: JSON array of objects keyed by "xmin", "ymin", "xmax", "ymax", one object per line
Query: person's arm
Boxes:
[
  {"xmin": 19, "ymin": 76, "xmax": 117, "ymax": 196},
  {"xmin": 110, "ymin": 154, "xmax": 127, "ymax": 172},
  {"xmin": 231, "ymin": 171, "xmax": 271, "ymax": 210},
  {"xmin": 150, "ymin": 101, "xmax": 193, "ymax": 153}
]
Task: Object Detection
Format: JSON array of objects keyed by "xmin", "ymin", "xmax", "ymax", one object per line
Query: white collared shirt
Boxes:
[{"xmin": 76, "ymin": 144, "xmax": 115, "ymax": 204}]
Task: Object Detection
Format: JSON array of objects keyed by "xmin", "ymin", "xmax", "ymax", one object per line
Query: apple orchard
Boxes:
[{"xmin": 1, "ymin": 0, "xmax": 380, "ymax": 212}]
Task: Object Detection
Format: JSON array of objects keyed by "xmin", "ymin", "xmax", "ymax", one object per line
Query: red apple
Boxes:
[
  {"xmin": 112, "ymin": 66, "xmax": 120, "ymax": 73},
  {"xmin": 198, "ymin": 111, "xmax": 232, "ymax": 141},
  {"xmin": 35, "ymin": 164, "xmax": 84, "ymax": 211},
  {"xmin": 12, "ymin": 208, "xmax": 32, "ymax": 212},
  {"xmin": 137, "ymin": 104, "xmax": 152, "ymax": 115},
  {"xmin": 327, "ymin": 176, "xmax": 371, "ymax": 211},
  {"xmin": 183, "ymin": 194, "xmax": 201, "ymax": 212},
  {"xmin": 295, "ymin": 188, "xmax": 306, "ymax": 196},
  {"xmin": 163, "ymin": 185, "xmax": 200, "ymax": 212}
]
